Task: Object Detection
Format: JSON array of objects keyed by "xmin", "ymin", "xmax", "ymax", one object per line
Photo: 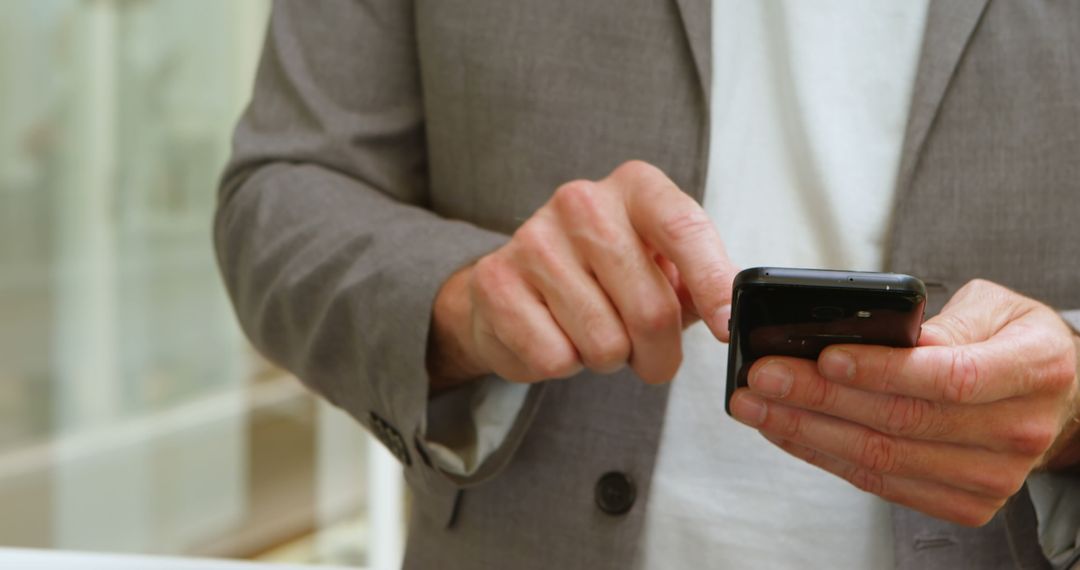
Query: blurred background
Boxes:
[{"xmin": 0, "ymin": 0, "xmax": 403, "ymax": 567}]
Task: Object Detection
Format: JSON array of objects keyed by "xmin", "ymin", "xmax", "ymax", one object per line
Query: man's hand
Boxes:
[
  {"xmin": 428, "ymin": 161, "xmax": 738, "ymax": 390},
  {"xmin": 730, "ymin": 279, "xmax": 1080, "ymax": 526}
]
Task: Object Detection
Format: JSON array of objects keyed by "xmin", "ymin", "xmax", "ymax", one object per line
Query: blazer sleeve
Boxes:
[{"xmin": 213, "ymin": 0, "xmax": 539, "ymax": 514}]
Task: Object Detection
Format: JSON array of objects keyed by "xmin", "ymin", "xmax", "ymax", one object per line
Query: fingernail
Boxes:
[
  {"xmin": 731, "ymin": 392, "xmax": 767, "ymax": 426},
  {"xmin": 750, "ymin": 361, "xmax": 793, "ymax": 397},
  {"xmin": 820, "ymin": 348, "xmax": 855, "ymax": 381},
  {"xmin": 712, "ymin": 304, "xmax": 731, "ymax": 336}
]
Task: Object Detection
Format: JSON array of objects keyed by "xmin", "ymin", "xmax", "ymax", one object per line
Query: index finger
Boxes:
[
  {"xmin": 817, "ymin": 340, "xmax": 1037, "ymax": 405},
  {"xmin": 614, "ymin": 161, "xmax": 738, "ymax": 340}
]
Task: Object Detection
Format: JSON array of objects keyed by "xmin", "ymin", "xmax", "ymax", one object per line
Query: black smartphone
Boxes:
[{"xmin": 724, "ymin": 267, "xmax": 927, "ymax": 415}]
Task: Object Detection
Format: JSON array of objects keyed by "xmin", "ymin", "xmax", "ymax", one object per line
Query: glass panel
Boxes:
[{"xmin": 0, "ymin": 1, "xmax": 399, "ymax": 565}]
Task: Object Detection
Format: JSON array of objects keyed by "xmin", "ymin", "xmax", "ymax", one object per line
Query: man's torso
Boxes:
[{"xmin": 405, "ymin": 1, "xmax": 1080, "ymax": 568}]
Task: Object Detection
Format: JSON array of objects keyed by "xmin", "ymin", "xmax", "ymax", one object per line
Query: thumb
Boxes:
[{"xmin": 919, "ymin": 279, "xmax": 1028, "ymax": 347}]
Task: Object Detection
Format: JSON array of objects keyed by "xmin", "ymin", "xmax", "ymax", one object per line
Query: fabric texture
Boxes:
[{"xmin": 215, "ymin": 0, "xmax": 1080, "ymax": 568}]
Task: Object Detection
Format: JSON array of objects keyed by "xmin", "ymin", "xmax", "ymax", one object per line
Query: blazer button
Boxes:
[{"xmin": 595, "ymin": 471, "xmax": 636, "ymax": 515}]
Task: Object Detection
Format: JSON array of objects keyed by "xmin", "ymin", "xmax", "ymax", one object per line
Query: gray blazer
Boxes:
[{"xmin": 215, "ymin": 0, "xmax": 1080, "ymax": 568}]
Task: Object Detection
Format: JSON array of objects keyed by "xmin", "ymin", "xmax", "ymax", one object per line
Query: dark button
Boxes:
[{"xmin": 595, "ymin": 471, "xmax": 636, "ymax": 515}]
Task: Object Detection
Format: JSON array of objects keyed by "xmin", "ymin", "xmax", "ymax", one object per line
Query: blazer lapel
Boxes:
[
  {"xmin": 885, "ymin": 0, "xmax": 989, "ymax": 273},
  {"xmin": 671, "ymin": 0, "xmax": 711, "ymax": 105},
  {"xmin": 894, "ymin": 0, "xmax": 990, "ymax": 195}
]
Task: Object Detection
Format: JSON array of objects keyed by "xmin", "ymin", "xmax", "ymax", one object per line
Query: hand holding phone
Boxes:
[{"xmin": 726, "ymin": 275, "xmax": 1079, "ymax": 527}]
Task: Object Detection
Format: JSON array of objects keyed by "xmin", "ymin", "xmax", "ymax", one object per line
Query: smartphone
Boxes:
[{"xmin": 724, "ymin": 267, "xmax": 926, "ymax": 416}]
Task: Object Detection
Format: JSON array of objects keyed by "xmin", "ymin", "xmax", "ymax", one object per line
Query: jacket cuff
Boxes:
[
  {"xmin": 424, "ymin": 377, "xmax": 531, "ymax": 476},
  {"xmin": 347, "ymin": 223, "xmax": 506, "ymax": 464},
  {"xmin": 1026, "ymin": 472, "xmax": 1080, "ymax": 569}
]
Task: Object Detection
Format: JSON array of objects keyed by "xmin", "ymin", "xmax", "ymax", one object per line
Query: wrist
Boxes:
[{"xmin": 427, "ymin": 264, "xmax": 489, "ymax": 392}]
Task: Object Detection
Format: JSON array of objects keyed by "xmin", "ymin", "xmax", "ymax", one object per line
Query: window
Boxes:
[{"xmin": 0, "ymin": 1, "xmax": 403, "ymax": 566}]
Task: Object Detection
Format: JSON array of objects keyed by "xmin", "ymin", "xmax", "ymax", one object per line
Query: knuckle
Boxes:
[
  {"xmin": 847, "ymin": 467, "xmax": 886, "ymax": 497},
  {"xmin": 471, "ymin": 255, "xmax": 511, "ymax": 301},
  {"xmin": 961, "ymin": 278, "xmax": 1003, "ymax": 297},
  {"xmin": 582, "ymin": 328, "xmax": 631, "ymax": 371},
  {"xmin": 964, "ymin": 278, "xmax": 992, "ymax": 292},
  {"xmin": 628, "ymin": 298, "xmax": 682, "ymax": 336},
  {"xmin": 513, "ymin": 219, "xmax": 552, "ymax": 253},
  {"xmin": 498, "ymin": 322, "xmax": 534, "ymax": 356},
  {"xmin": 613, "ymin": 159, "xmax": 663, "ymax": 182},
  {"xmin": 876, "ymin": 347, "xmax": 903, "ymax": 392},
  {"xmin": 882, "ymin": 396, "xmax": 938, "ymax": 437},
  {"xmin": 942, "ymin": 349, "xmax": 982, "ymax": 403},
  {"xmin": 688, "ymin": 263, "xmax": 734, "ymax": 305},
  {"xmin": 1005, "ymin": 420, "xmax": 1056, "ymax": 456},
  {"xmin": 513, "ymin": 222, "xmax": 566, "ymax": 274},
  {"xmin": 957, "ymin": 279, "xmax": 1020, "ymax": 312},
  {"xmin": 778, "ymin": 409, "xmax": 805, "ymax": 440},
  {"xmin": 805, "ymin": 377, "xmax": 840, "ymax": 410},
  {"xmin": 659, "ymin": 208, "xmax": 714, "ymax": 245},
  {"xmin": 526, "ymin": 347, "xmax": 580, "ymax": 380},
  {"xmin": 790, "ymin": 441, "xmax": 823, "ymax": 467},
  {"xmin": 552, "ymin": 179, "xmax": 601, "ymax": 214},
  {"xmin": 854, "ymin": 431, "xmax": 901, "ymax": 474},
  {"xmin": 976, "ymin": 470, "xmax": 1025, "ymax": 499},
  {"xmin": 935, "ymin": 313, "xmax": 977, "ymax": 346},
  {"xmin": 1043, "ymin": 349, "xmax": 1078, "ymax": 393}
]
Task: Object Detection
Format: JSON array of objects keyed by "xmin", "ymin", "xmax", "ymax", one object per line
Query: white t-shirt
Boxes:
[{"xmin": 639, "ymin": 1, "xmax": 928, "ymax": 568}]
